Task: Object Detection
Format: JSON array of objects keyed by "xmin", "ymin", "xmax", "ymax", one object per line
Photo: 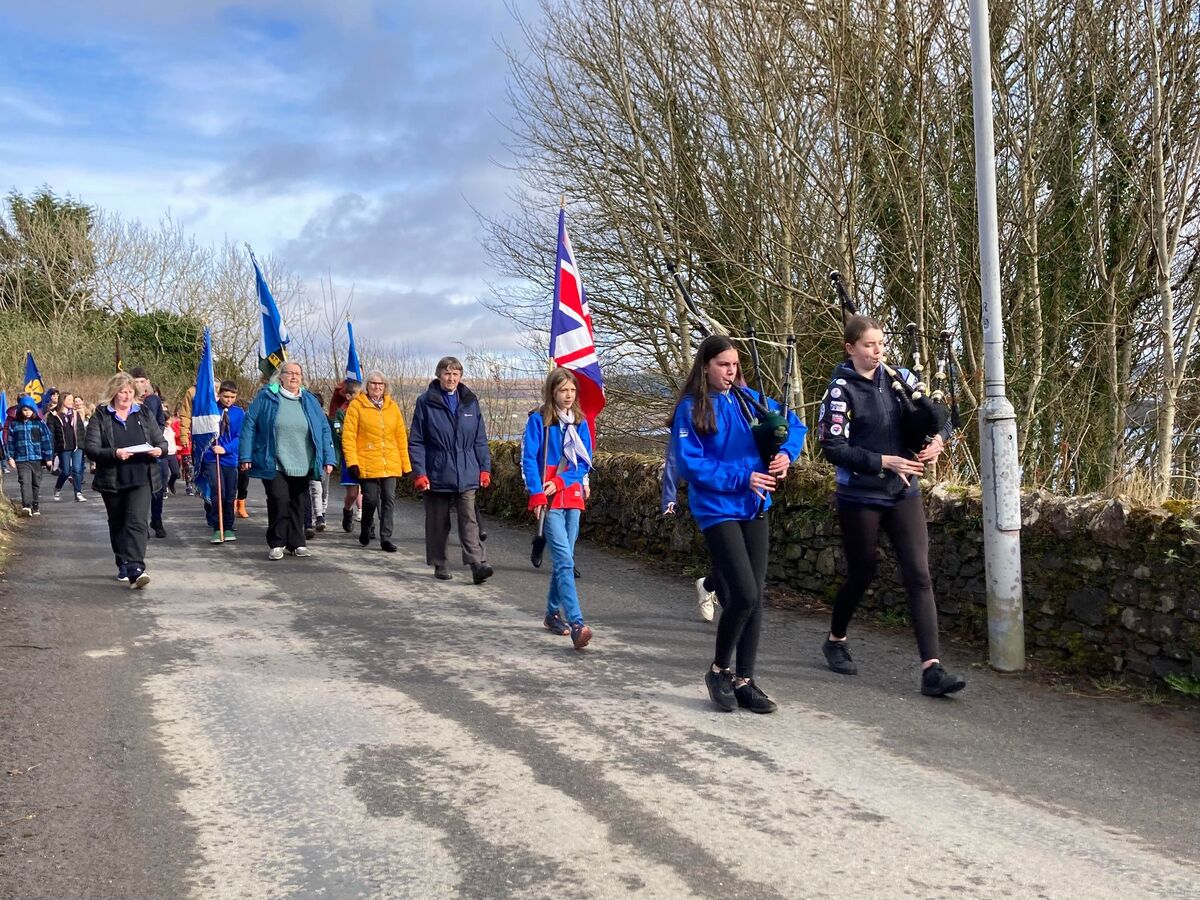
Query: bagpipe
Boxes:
[
  {"xmin": 830, "ymin": 271, "xmax": 961, "ymax": 456},
  {"xmin": 666, "ymin": 259, "xmax": 794, "ymax": 466}
]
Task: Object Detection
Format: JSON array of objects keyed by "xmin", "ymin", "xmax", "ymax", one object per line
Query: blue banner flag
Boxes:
[
  {"xmin": 249, "ymin": 249, "xmax": 290, "ymax": 378},
  {"xmin": 191, "ymin": 328, "xmax": 221, "ymax": 502},
  {"xmin": 23, "ymin": 352, "xmax": 44, "ymax": 404},
  {"xmin": 346, "ymin": 321, "xmax": 363, "ymax": 383}
]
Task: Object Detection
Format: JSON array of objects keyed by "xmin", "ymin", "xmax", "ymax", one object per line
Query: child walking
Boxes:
[
  {"xmin": 672, "ymin": 336, "xmax": 806, "ymax": 713},
  {"xmin": 6, "ymin": 396, "xmax": 55, "ymax": 516},
  {"xmin": 522, "ymin": 368, "xmax": 594, "ymax": 650}
]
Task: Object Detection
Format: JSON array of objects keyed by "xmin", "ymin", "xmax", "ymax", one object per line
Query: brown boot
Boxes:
[{"xmin": 235, "ymin": 499, "xmax": 250, "ymax": 518}]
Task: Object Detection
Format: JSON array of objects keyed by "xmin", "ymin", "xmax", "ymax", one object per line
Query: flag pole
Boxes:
[{"xmin": 215, "ymin": 450, "xmax": 224, "ymax": 541}]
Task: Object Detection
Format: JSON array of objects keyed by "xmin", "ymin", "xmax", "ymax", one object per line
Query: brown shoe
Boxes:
[
  {"xmin": 235, "ymin": 500, "xmax": 250, "ymax": 519},
  {"xmin": 570, "ymin": 624, "xmax": 593, "ymax": 650}
]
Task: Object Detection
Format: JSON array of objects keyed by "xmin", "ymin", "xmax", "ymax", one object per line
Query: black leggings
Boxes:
[
  {"xmin": 703, "ymin": 516, "xmax": 769, "ymax": 679},
  {"xmin": 831, "ymin": 493, "xmax": 941, "ymax": 661}
]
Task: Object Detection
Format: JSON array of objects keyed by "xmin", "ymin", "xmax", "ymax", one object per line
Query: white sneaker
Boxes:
[
  {"xmin": 31, "ymin": 509, "xmax": 40, "ymax": 516},
  {"xmin": 695, "ymin": 577, "xmax": 716, "ymax": 622},
  {"xmin": 268, "ymin": 547, "xmax": 284, "ymax": 560},
  {"xmin": 290, "ymin": 546, "xmax": 313, "ymax": 558},
  {"xmin": 76, "ymin": 492, "xmax": 87, "ymax": 502},
  {"xmin": 354, "ymin": 506, "xmax": 362, "ymax": 522},
  {"xmin": 20, "ymin": 507, "xmax": 32, "ymax": 517},
  {"xmin": 53, "ymin": 492, "xmax": 61, "ymax": 501}
]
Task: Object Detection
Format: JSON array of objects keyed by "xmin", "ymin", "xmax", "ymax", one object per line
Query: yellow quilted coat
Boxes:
[{"xmin": 342, "ymin": 392, "xmax": 412, "ymax": 479}]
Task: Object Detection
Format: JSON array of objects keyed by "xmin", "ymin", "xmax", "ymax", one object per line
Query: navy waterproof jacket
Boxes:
[{"xmin": 408, "ymin": 381, "xmax": 491, "ymax": 492}]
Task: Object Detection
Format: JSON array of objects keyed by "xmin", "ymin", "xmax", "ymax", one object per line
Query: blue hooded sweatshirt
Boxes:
[{"xmin": 672, "ymin": 387, "xmax": 806, "ymax": 531}]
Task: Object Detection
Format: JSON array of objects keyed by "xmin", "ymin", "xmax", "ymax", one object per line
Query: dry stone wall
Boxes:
[{"xmin": 476, "ymin": 442, "xmax": 1200, "ymax": 682}]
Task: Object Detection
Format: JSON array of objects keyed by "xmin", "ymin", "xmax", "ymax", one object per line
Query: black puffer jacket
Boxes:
[
  {"xmin": 817, "ymin": 361, "xmax": 950, "ymax": 504},
  {"xmin": 48, "ymin": 410, "xmax": 86, "ymax": 454},
  {"xmin": 84, "ymin": 405, "xmax": 168, "ymax": 494}
]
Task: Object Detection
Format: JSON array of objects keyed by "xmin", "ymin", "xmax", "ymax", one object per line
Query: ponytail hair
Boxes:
[{"xmin": 844, "ymin": 314, "xmax": 884, "ymax": 346}]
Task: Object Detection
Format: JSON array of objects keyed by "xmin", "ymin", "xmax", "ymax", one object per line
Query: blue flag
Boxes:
[
  {"xmin": 346, "ymin": 321, "xmax": 363, "ymax": 382},
  {"xmin": 249, "ymin": 249, "xmax": 290, "ymax": 378},
  {"xmin": 23, "ymin": 352, "xmax": 44, "ymax": 404},
  {"xmin": 191, "ymin": 328, "xmax": 221, "ymax": 502}
]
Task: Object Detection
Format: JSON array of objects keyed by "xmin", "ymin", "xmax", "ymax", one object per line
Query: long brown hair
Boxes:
[
  {"xmin": 673, "ymin": 335, "xmax": 739, "ymax": 436},
  {"xmin": 539, "ymin": 367, "xmax": 584, "ymax": 424}
]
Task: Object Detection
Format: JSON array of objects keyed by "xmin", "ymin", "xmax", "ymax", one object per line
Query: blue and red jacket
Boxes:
[{"xmin": 521, "ymin": 410, "xmax": 592, "ymax": 511}]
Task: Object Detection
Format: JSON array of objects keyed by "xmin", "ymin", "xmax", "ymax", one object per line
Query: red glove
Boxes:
[
  {"xmin": 479, "ymin": 471, "xmax": 491, "ymax": 488},
  {"xmin": 414, "ymin": 474, "xmax": 430, "ymax": 491}
]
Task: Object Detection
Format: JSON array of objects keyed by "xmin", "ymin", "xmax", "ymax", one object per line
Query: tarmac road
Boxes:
[{"xmin": 1, "ymin": 484, "xmax": 1198, "ymax": 899}]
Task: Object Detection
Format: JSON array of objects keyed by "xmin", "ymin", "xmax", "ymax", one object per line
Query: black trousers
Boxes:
[
  {"xmin": 360, "ymin": 477, "xmax": 397, "ymax": 545},
  {"xmin": 101, "ymin": 483, "xmax": 151, "ymax": 568},
  {"xmin": 703, "ymin": 516, "xmax": 769, "ymax": 679},
  {"xmin": 832, "ymin": 493, "xmax": 941, "ymax": 661},
  {"xmin": 150, "ymin": 459, "xmax": 169, "ymax": 524},
  {"xmin": 237, "ymin": 468, "xmax": 250, "ymax": 501},
  {"xmin": 263, "ymin": 473, "xmax": 309, "ymax": 550}
]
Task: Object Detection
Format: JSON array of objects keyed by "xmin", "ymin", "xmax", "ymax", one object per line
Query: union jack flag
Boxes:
[{"xmin": 550, "ymin": 208, "xmax": 605, "ymax": 433}]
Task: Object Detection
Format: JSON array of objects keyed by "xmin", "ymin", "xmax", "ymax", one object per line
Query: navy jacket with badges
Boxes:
[
  {"xmin": 817, "ymin": 361, "xmax": 951, "ymax": 505},
  {"xmin": 408, "ymin": 380, "xmax": 491, "ymax": 493},
  {"xmin": 672, "ymin": 387, "xmax": 806, "ymax": 531}
]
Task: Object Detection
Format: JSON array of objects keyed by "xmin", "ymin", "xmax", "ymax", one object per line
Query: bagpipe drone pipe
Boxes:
[
  {"xmin": 829, "ymin": 271, "xmax": 961, "ymax": 456},
  {"xmin": 665, "ymin": 258, "xmax": 795, "ymax": 465}
]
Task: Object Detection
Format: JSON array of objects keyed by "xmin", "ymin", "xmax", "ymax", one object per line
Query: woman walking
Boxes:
[
  {"xmin": 672, "ymin": 336, "xmax": 806, "ymax": 713},
  {"xmin": 84, "ymin": 372, "xmax": 168, "ymax": 588},
  {"xmin": 521, "ymin": 368, "xmax": 595, "ymax": 650},
  {"xmin": 342, "ymin": 370, "xmax": 411, "ymax": 552},
  {"xmin": 49, "ymin": 392, "xmax": 88, "ymax": 502},
  {"xmin": 408, "ymin": 356, "xmax": 493, "ymax": 583},
  {"xmin": 817, "ymin": 315, "xmax": 965, "ymax": 696},
  {"xmin": 239, "ymin": 362, "xmax": 335, "ymax": 560}
]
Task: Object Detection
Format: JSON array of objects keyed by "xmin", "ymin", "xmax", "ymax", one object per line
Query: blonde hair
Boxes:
[
  {"xmin": 538, "ymin": 367, "xmax": 584, "ymax": 424},
  {"xmin": 103, "ymin": 372, "xmax": 136, "ymax": 405}
]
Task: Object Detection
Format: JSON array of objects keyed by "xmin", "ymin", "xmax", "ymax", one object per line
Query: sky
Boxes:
[{"xmin": 0, "ymin": 0, "xmax": 540, "ymax": 356}]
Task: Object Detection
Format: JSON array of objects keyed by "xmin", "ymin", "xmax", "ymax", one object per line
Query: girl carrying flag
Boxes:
[{"xmin": 522, "ymin": 367, "xmax": 594, "ymax": 650}]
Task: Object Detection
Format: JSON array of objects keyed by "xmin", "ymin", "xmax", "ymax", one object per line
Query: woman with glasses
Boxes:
[
  {"xmin": 342, "ymin": 370, "xmax": 411, "ymax": 552},
  {"xmin": 239, "ymin": 362, "xmax": 336, "ymax": 560}
]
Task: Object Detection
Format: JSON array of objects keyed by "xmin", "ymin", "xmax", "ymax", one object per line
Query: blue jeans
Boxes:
[
  {"xmin": 543, "ymin": 508, "xmax": 583, "ymax": 626},
  {"xmin": 55, "ymin": 448, "xmax": 84, "ymax": 493}
]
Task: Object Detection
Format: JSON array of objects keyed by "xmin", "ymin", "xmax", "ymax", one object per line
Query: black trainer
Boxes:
[
  {"xmin": 705, "ymin": 667, "xmax": 736, "ymax": 712},
  {"xmin": 342, "ymin": 508, "xmax": 353, "ymax": 532},
  {"xmin": 152, "ymin": 521, "xmax": 167, "ymax": 539},
  {"xmin": 471, "ymin": 563, "xmax": 494, "ymax": 585},
  {"xmin": 434, "ymin": 565, "xmax": 451, "ymax": 580},
  {"xmin": 734, "ymin": 679, "xmax": 778, "ymax": 714},
  {"xmin": 359, "ymin": 532, "xmax": 371, "ymax": 547},
  {"xmin": 381, "ymin": 541, "xmax": 398, "ymax": 552},
  {"xmin": 921, "ymin": 663, "xmax": 966, "ymax": 697},
  {"xmin": 822, "ymin": 638, "xmax": 858, "ymax": 675}
]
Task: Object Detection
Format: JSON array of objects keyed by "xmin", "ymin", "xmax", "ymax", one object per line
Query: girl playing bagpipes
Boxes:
[
  {"xmin": 672, "ymin": 335, "xmax": 806, "ymax": 713},
  {"xmin": 522, "ymin": 367, "xmax": 594, "ymax": 650},
  {"xmin": 817, "ymin": 314, "xmax": 966, "ymax": 697}
]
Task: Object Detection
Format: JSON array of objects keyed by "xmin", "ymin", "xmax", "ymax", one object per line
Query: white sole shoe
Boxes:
[
  {"xmin": 268, "ymin": 547, "xmax": 284, "ymax": 560},
  {"xmin": 695, "ymin": 577, "xmax": 715, "ymax": 622}
]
